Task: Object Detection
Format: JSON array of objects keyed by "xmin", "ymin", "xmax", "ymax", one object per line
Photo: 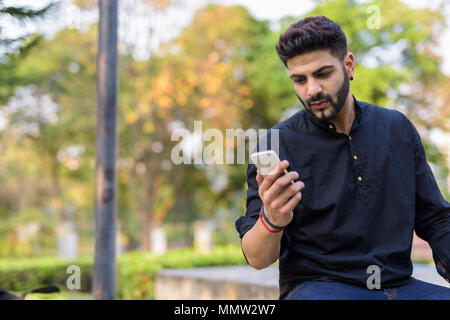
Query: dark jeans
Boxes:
[{"xmin": 285, "ymin": 278, "xmax": 450, "ymax": 300}]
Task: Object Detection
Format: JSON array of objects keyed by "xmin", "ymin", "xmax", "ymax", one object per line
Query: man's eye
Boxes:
[
  {"xmin": 317, "ymin": 72, "xmax": 332, "ymax": 78},
  {"xmin": 294, "ymin": 78, "xmax": 305, "ymax": 84}
]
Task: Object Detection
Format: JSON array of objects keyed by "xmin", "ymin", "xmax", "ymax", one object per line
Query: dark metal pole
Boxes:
[{"xmin": 93, "ymin": 0, "xmax": 118, "ymax": 300}]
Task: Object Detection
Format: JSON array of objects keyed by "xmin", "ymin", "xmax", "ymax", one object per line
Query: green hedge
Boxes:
[
  {"xmin": 0, "ymin": 245, "xmax": 247, "ymax": 299},
  {"xmin": 0, "ymin": 256, "xmax": 93, "ymax": 294}
]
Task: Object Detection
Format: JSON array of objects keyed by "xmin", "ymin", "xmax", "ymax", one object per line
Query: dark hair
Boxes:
[{"xmin": 276, "ymin": 16, "xmax": 348, "ymax": 67}]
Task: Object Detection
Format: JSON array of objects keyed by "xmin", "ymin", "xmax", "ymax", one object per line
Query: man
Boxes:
[{"xmin": 235, "ymin": 16, "xmax": 450, "ymax": 300}]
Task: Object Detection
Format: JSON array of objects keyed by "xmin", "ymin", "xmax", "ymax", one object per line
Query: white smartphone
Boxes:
[{"xmin": 250, "ymin": 150, "xmax": 293, "ymax": 183}]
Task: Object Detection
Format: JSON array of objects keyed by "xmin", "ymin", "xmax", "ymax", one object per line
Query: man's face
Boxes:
[{"xmin": 287, "ymin": 49, "xmax": 351, "ymax": 122}]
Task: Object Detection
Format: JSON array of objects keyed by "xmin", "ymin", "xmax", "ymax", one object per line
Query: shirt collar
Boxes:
[{"xmin": 306, "ymin": 94, "xmax": 363, "ymax": 134}]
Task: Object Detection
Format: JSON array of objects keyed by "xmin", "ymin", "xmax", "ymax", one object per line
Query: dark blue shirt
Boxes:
[{"xmin": 235, "ymin": 96, "xmax": 450, "ymax": 299}]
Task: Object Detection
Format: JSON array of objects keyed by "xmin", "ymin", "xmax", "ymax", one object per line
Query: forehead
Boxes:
[{"xmin": 287, "ymin": 50, "xmax": 340, "ymax": 75}]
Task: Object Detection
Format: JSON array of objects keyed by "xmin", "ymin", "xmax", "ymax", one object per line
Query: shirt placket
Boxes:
[{"xmin": 326, "ymin": 120, "xmax": 367, "ymax": 203}]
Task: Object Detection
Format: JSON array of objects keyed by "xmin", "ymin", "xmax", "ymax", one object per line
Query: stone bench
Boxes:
[{"xmin": 155, "ymin": 264, "xmax": 449, "ymax": 300}]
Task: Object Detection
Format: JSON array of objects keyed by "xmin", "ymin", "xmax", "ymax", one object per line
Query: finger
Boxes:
[
  {"xmin": 271, "ymin": 181, "xmax": 304, "ymax": 209},
  {"xmin": 264, "ymin": 171, "xmax": 299, "ymax": 205},
  {"xmin": 256, "ymin": 169, "xmax": 263, "ymax": 187},
  {"xmin": 259, "ymin": 160, "xmax": 290, "ymax": 193},
  {"xmin": 280, "ymin": 191, "xmax": 302, "ymax": 213}
]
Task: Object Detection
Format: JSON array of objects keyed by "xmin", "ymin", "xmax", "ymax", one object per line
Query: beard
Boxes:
[{"xmin": 296, "ymin": 65, "xmax": 350, "ymax": 123}]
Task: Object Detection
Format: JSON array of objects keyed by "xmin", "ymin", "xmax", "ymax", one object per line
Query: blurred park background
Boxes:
[{"xmin": 0, "ymin": 0, "xmax": 449, "ymax": 299}]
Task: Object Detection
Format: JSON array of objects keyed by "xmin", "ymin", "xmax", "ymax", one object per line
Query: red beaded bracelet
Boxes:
[{"xmin": 259, "ymin": 209, "xmax": 283, "ymax": 233}]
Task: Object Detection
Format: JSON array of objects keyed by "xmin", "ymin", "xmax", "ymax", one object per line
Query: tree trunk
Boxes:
[
  {"xmin": 140, "ymin": 208, "xmax": 151, "ymax": 251},
  {"xmin": 139, "ymin": 161, "xmax": 154, "ymax": 251},
  {"xmin": 93, "ymin": 0, "xmax": 118, "ymax": 301}
]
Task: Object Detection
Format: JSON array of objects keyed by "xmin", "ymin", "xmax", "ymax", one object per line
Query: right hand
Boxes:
[{"xmin": 256, "ymin": 160, "xmax": 305, "ymax": 228}]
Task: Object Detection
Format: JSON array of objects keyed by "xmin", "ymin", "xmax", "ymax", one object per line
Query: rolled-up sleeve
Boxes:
[{"xmin": 408, "ymin": 119, "xmax": 450, "ymax": 281}]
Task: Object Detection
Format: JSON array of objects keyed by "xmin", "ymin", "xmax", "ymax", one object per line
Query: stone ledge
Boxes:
[
  {"xmin": 155, "ymin": 264, "xmax": 449, "ymax": 300},
  {"xmin": 155, "ymin": 265, "xmax": 278, "ymax": 300}
]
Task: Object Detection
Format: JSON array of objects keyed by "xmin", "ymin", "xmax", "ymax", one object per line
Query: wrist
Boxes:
[{"xmin": 259, "ymin": 206, "xmax": 288, "ymax": 233}]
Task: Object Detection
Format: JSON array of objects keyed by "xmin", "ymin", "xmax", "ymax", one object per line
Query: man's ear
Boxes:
[{"xmin": 343, "ymin": 52, "xmax": 355, "ymax": 80}]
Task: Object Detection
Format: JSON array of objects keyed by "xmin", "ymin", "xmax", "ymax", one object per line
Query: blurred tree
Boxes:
[
  {"xmin": 0, "ymin": 1, "xmax": 57, "ymax": 102},
  {"xmin": 119, "ymin": 4, "xmax": 271, "ymax": 249},
  {"xmin": 6, "ymin": 26, "xmax": 99, "ymax": 222},
  {"xmin": 0, "ymin": 1, "xmax": 56, "ymax": 53},
  {"xmin": 0, "ymin": 0, "xmax": 180, "ymax": 253}
]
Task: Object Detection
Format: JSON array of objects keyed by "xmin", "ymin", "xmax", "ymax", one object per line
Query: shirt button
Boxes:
[
  {"xmin": 348, "ymin": 136, "xmax": 352, "ymax": 140},
  {"xmin": 353, "ymin": 155, "xmax": 358, "ymax": 160},
  {"xmin": 329, "ymin": 124, "xmax": 333, "ymax": 129},
  {"xmin": 357, "ymin": 176, "xmax": 363, "ymax": 182}
]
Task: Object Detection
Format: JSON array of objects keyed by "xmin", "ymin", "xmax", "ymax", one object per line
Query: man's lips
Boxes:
[{"xmin": 310, "ymin": 100, "xmax": 329, "ymax": 110}]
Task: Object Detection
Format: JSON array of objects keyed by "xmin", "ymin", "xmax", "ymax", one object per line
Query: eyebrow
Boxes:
[{"xmin": 290, "ymin": 65, "xmax": 335, "ymax": 79}]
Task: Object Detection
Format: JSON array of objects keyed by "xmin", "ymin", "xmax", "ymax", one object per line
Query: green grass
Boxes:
[{"xmin": 25, "ymin": 291, "xmax": 92, "ymax": 300}]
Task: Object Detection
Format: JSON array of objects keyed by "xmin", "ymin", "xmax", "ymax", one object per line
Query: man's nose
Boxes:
[{"xmin": 307, "ymin": 79, "xmax": 323, "ymax": 99}]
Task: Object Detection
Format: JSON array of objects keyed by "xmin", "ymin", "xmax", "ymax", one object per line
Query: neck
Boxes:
[{"xmin": 330, "ymin": 92, "xmax": 355, "ymax": 135}]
